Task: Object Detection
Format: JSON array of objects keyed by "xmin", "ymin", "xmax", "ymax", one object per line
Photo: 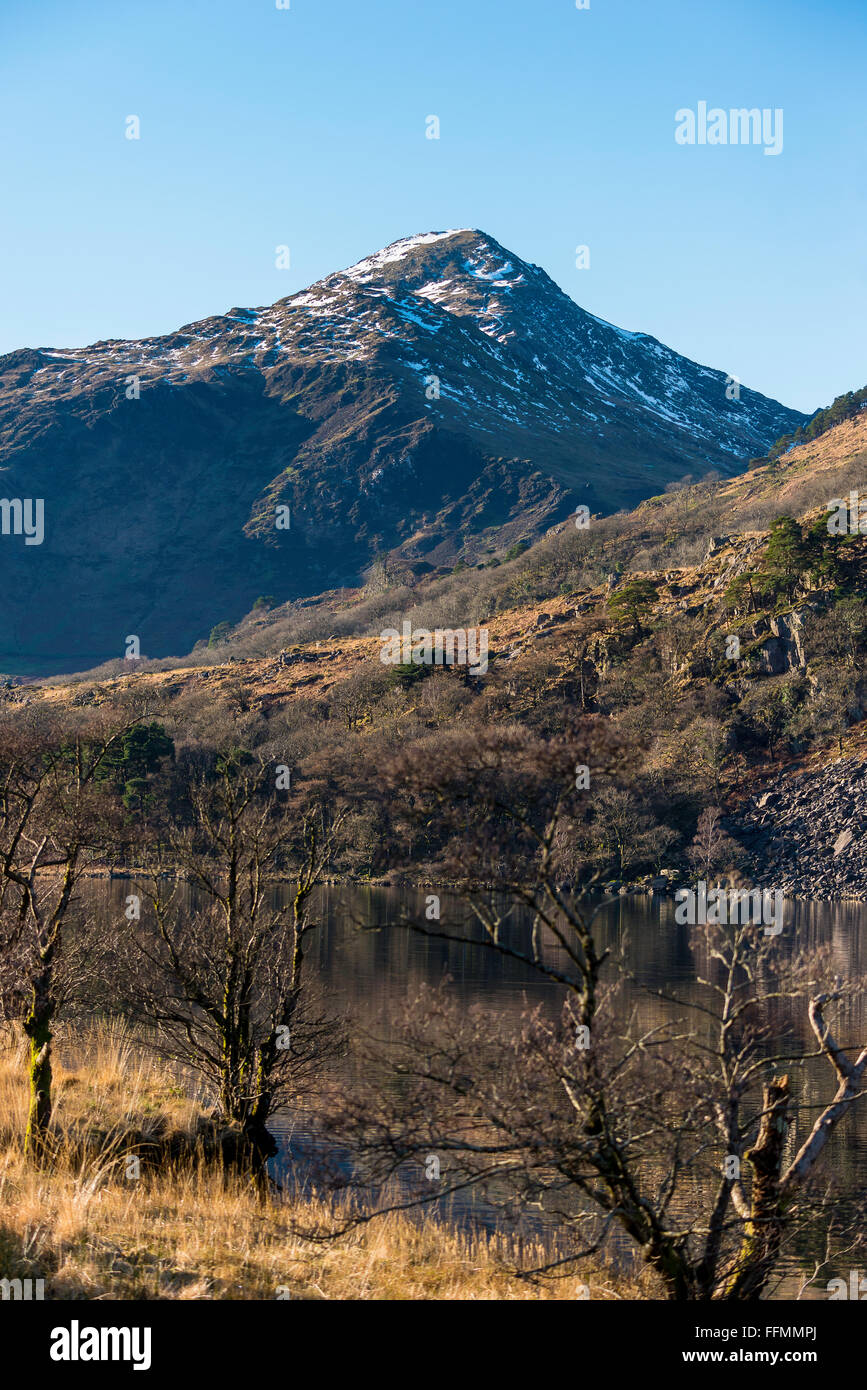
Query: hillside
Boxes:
[
  {"xmin": 0, "ymin": 230, "xmax": 804, "ymax": 674},
  {"xmin": 7, "ymin": 405, "xmax": 864, "ymax": 897}
]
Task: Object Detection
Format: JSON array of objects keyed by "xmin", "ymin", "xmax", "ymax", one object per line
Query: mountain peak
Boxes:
[
  {"xmin": 0, "ymin": 231, "xmax": 807, "ymax": 670},
  {"xmin": 327, "ymin": 228, "xmax": 547, "ymax": 346},
  {"xmin": 341, "ymin": 229, "xmax": 478, "ymax": 283}
]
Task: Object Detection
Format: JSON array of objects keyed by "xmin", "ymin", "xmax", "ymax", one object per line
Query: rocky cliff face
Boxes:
[{"xmin": 0, "ymin": 229, "xmax": 804, "ymax": 673}]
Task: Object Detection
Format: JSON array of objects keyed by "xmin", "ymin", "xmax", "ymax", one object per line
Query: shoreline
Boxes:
[{"xmin": 79, "ymin": 866, "xmax": 867, "ymax": 905}]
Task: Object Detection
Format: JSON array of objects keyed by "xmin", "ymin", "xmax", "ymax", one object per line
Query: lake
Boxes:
[{"xmin": 95, "ymin": 880, "xmax": 867, "ymax": 1298}]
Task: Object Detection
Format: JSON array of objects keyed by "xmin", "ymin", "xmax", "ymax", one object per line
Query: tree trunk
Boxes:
[
  {"xmin": 723, "ymin": 1075, "xmax": 790, "ymax": 1299},
  {"xmin": 23, "ymin": 984, "xmax": 53, "ymax": 1157}
]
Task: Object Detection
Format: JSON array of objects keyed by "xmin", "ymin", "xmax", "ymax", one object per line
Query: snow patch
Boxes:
[{"xmin": 343, "ymin": 231, "xmax": 470, "ymax": 283}]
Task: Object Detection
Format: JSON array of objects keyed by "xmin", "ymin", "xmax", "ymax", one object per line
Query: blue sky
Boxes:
[{"xmin": 0, "ymin": 0, "xmax": 863, "ymax": 412}]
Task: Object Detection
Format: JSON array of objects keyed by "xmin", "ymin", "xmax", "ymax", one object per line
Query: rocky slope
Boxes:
[
  {"xmin": 0, "ymin": 230, "xmax": 803, "ymax": 673},
  {"xmin": 728, "ymin": 758, "xmax": 867, "ymax": 899}
]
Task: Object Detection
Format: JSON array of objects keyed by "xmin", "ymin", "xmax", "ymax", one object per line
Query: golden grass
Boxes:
[{"xmin": 0, "ymin": 1025, "xmax": 644, "ymax": 1300}]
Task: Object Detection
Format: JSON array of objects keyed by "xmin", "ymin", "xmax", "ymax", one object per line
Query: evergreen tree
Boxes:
[
  {"xmin": 760, "ymin": 516, "xmax": 811, "ymax": 600},
  {"xmin": 607, "ymin": 579, "xmax": 659, "ymax": 637}
]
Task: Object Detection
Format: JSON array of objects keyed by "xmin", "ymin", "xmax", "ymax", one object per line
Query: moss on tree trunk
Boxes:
[{"xmin": 23, "ymin": 995, "xmax": 53, "ymax": 1157}]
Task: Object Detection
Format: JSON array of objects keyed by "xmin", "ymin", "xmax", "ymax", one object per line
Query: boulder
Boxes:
[
  {"xmin": 704, "ymin": 536, "xmax": 730, "ymax": 559},
  {"xmin": 834, "ymin": 829, "xmax": 856, "ymax": 856}
]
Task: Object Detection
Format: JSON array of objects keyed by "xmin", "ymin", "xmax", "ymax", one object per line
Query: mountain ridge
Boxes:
[{"xmin": 0, "ymin": 229, "xmax": 806, "ymax": 673}]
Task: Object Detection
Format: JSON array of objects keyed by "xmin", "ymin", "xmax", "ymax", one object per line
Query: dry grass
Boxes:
[{"xmin": 0, "ymin": 1025, "xmax": 644, "ymax": 1300}]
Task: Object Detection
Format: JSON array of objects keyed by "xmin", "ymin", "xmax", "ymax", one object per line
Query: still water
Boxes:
[{"xmin": 99, "ymin": 881, "xmax": 867, "ymax": 1297}]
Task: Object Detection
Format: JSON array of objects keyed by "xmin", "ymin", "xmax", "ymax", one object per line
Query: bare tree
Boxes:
[
  {"xmin": 686, "ymin": 806, "xmax": 742, "ymax": 880},
  {"xmin": 324, "ymin": 727, "xmax": 867, "ymax": 1300},
  {"xmin": 104, "ymin": 752, "xmax": 347, "ymax": 1167},
  {"xmin": 0, "ymin": 710, "xmax": 138, "ymax": 1155}
]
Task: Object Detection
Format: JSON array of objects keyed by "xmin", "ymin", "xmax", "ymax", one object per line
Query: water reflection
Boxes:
[{"xmin": 93, "ymin": 880, "xmax": 867, "ymax": 1297}]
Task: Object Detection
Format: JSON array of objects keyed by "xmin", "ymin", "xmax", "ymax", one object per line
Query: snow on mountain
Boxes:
[
  {"xmin": 13, "ymin": 228, "xmax": 800, "ymax": 469},
  {"xmin": 0, "ymin": 230, "xmax": 806, "ymax": 670}
]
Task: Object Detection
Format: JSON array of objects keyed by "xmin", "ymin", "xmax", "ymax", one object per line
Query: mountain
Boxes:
[{"xmin": 0, "ymin": 229, "xmax": 805, "ymax": 674}]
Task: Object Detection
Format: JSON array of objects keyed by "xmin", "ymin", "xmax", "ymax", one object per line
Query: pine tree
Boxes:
[{"xmin": 761, "ymin": 516, "xmax": 811, "ymax": 600}]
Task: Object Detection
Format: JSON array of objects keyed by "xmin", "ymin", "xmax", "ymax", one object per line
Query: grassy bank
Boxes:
[{"xmin": 0, "ymin": 1024, "xmax": 640, "ymax": 1300}]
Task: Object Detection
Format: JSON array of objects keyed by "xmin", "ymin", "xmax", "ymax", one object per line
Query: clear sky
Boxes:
[{"xmin": 0, "ymin": 0, "xmax": 863, "ymax": 412}]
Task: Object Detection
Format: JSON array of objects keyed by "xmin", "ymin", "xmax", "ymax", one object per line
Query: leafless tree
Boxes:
[
  {"xmin": 0, "ymin": 709, "xmax": 138, "ymax": 1154},
  {"xmin": 101, "ymin": 752, "xmax": 347, "ymax": 1167},
  {"xmin": 322, "ymin": 726, "xmax": 867, "ymax": 1300},
  {"xmin": 686, "ymin": 806, "xmax": 742, "ymax": 880}
]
